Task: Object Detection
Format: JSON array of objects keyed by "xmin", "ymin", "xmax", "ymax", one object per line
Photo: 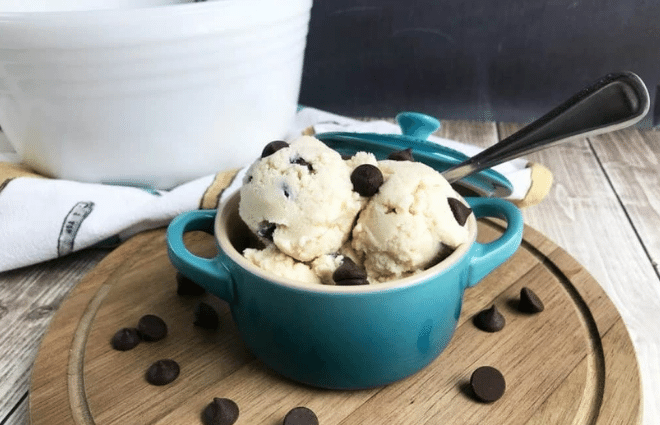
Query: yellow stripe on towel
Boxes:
[
  {"xmin": 514, "ymin": 162, "xmax": 554, "ymax": 208},
  {"xmin": 199, "ymin": 168, "xmax": 241, "ymax": 210}
]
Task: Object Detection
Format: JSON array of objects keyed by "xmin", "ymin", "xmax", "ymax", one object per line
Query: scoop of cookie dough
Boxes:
[
  {"xmin": 243, "ymin": 244, "xmax": 355, "ymax": 286},
  {"xmin": 243, "ymin": 245, "xmax": 320, "ymax": 284},
  {"xmin": 351, "ymin": 160, "xmax": 470, "ymax": 281},
  {"xmin": 239, "ymin": 136, "xmax": 366, "ymax": 262}
]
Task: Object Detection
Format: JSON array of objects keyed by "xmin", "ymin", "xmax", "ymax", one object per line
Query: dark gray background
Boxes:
[{"xmin": 298, "ymin": 0, "xmax": 659, "ymax": 127}]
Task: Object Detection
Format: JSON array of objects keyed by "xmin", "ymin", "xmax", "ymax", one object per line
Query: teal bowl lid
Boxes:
[{"xmin": 314, "ymin": 112, "xmax": 513, "ymax": 198}]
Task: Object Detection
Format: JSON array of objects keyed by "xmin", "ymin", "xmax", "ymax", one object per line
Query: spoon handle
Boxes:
[{"xmin": 442, "ymin": 71, "xmax": 650, "ymax": 184}]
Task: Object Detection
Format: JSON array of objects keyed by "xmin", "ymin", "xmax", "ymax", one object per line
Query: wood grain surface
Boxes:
[
  {"xmin": 497, "ymin": 124, "xmax": 660, "ymax": 425},
  {"xmin": 0, "ymin": 248, "xmax": 110, "ymax": 422},
  {"xmin": 29, "ymin": 220, "xmax": 641, "ymax": 425},
  {"xmin": 441, "ymin": 121, "xmax": 660, "ymax": 423}
]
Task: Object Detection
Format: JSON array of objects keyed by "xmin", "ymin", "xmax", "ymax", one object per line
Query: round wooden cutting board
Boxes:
[{"xmin": 29, "ymin": 220, "xmax": 642, "ymax": 425}]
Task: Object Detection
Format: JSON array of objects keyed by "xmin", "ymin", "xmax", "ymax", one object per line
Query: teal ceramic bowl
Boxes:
[{"xmin": 167, "ymin": 189, "xmax": 523, "ymax": 389}]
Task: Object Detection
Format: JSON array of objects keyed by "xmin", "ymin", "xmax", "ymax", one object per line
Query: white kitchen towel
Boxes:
[{"xmin": 0, "ymin": 106, "xmax": 538, "ymax": 273}]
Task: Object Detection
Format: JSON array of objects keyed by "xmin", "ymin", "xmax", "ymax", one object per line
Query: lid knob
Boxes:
[{"xmin": 396, "ymin": 112, "xmax": 441, "ymax": 140}]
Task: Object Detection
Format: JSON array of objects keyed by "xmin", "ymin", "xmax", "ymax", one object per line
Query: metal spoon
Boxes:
[{"xmin": 441, "ymin": 71, "xmax": 650, "ymax": 187}]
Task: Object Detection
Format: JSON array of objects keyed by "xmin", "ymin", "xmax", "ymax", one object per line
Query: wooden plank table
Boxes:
[{"xmin": 1, "ymin": 120, "xmax": 659, "ymax": 424}]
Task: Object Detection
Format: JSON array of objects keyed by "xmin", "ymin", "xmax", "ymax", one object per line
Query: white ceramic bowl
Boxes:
[
  {"xmin": 0, "ymin": 0, "xmax": 312, "ymax": 188},
  {"xmin": 0, "ymin": 0, "xmax": 191, "ymax": 13}
]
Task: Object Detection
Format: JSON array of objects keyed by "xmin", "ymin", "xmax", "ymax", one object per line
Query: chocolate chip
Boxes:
[
  {"xmin": 332, "ymin": 257, "xmax": 368, "ymax": 285},
  {"xmin": 111, "ymin": 327, "xmax": 141, "ymax": 351},
  {"xmin": 202, "ymin": 398, "xmax": 239, "ymax": 425},
  {"xmin": 146, "ymin": 359, "xmax": 180, "ymax": 386},
  {"xmin": 261, "ymin": 140, "xmax": 289, "ymax": 158},
  {"xmin": 470, "ymin": 366, "xmax": 505, "ymax": 402},
  {"xmin": 194, "ymin": 302, "xmax": 219, "ymax": 330},
  {"xmin": 283, "ymin": 406, "xmax": 319, "ymax": 425},
  {"xmin": 257, "ymin": 221, "xmax": 276, "ymax": 241},
  {"xmin": 291, "ymin": 156, "xmax": 314, "ymax": 172},
  {"xmin": 387, "ymin": 147, "xmax": 414, "ymax": 161},
  {"xmin": 518, "ymin": 287, "xmax": 544, "ymax": 313},
  {"xmin": 448, "ymin": 197, "xmax": 472, "ymax": 226},
  {"xmin": 351, "ymin": 164, "xmax": 383, "ymax": 197},
  {"xmin": 473, "ymin": 305, "xmax": 505, "ymax": 332},
  {"xmin": 137, "ymin": 314, "xmax": 168, "ymax": 342},
  {"xmin": 176, "ymin": 272, "xmax": 206, "ymax": 296}
]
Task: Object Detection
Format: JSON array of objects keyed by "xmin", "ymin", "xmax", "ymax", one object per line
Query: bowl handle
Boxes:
[
  {"xmin": 464, "ymin": 197, "xmax": 524, "ymax": 288},
  {"xmin": 166, "ymin": 209, "xmax": 234, "ymax": 303},
  {"xmin": 395, "ymin": 111, "xmax": 441, "ymax": 140}
]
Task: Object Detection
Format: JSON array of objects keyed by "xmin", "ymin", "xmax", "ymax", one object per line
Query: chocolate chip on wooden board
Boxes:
[
  {"xmin": 283, "ymin": 406, "xmax": 319, "ymax": 425},
  {"xmin": 194, "ymin": 302, "xmax": 220, "ymax": 330},
  {"xmin": 137, "ymin": 314, "xmax": 168, "ymax": 341},
  {"xmin": 518, "ymin": 287, "xmax": 545, "ymax": 313},
  {"xmin": 111, "ymin": 327, "xmax": 141, "ymax": 351},
  {"xmin": 473, "ymin": 305, "xmax": 506, "ymax": 332},
  {"xmin": 202, "ymin": 398, "xmax": 240, "ymax": 425},
  {"xmin": 351, "ymin": 164, "xmax": 384, "ymax": 197},
  {"xmin": 261, "ymin": 140, "xmax": 289, "ymax": 158},
  {"xmin": 146, "ymin": 359, "xmax": 180, "ymax": 386},
  {"xmin": 447, "ymin": 197, "xmax": 472, "ymax": 226},
  {"xmin": 470, "ymin": 366, "xmax": 506, "ymax": 403},
  {"xmin": 176, "ymin": 272, "xmax": 206, "ymax": 296},
  {"xmin": 387, "ymin": 148, "xmax": 414, "ymax": 161},
  {"xmin": 332, "ymin": 257, "xmax": 368, "ymax": 286}
]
